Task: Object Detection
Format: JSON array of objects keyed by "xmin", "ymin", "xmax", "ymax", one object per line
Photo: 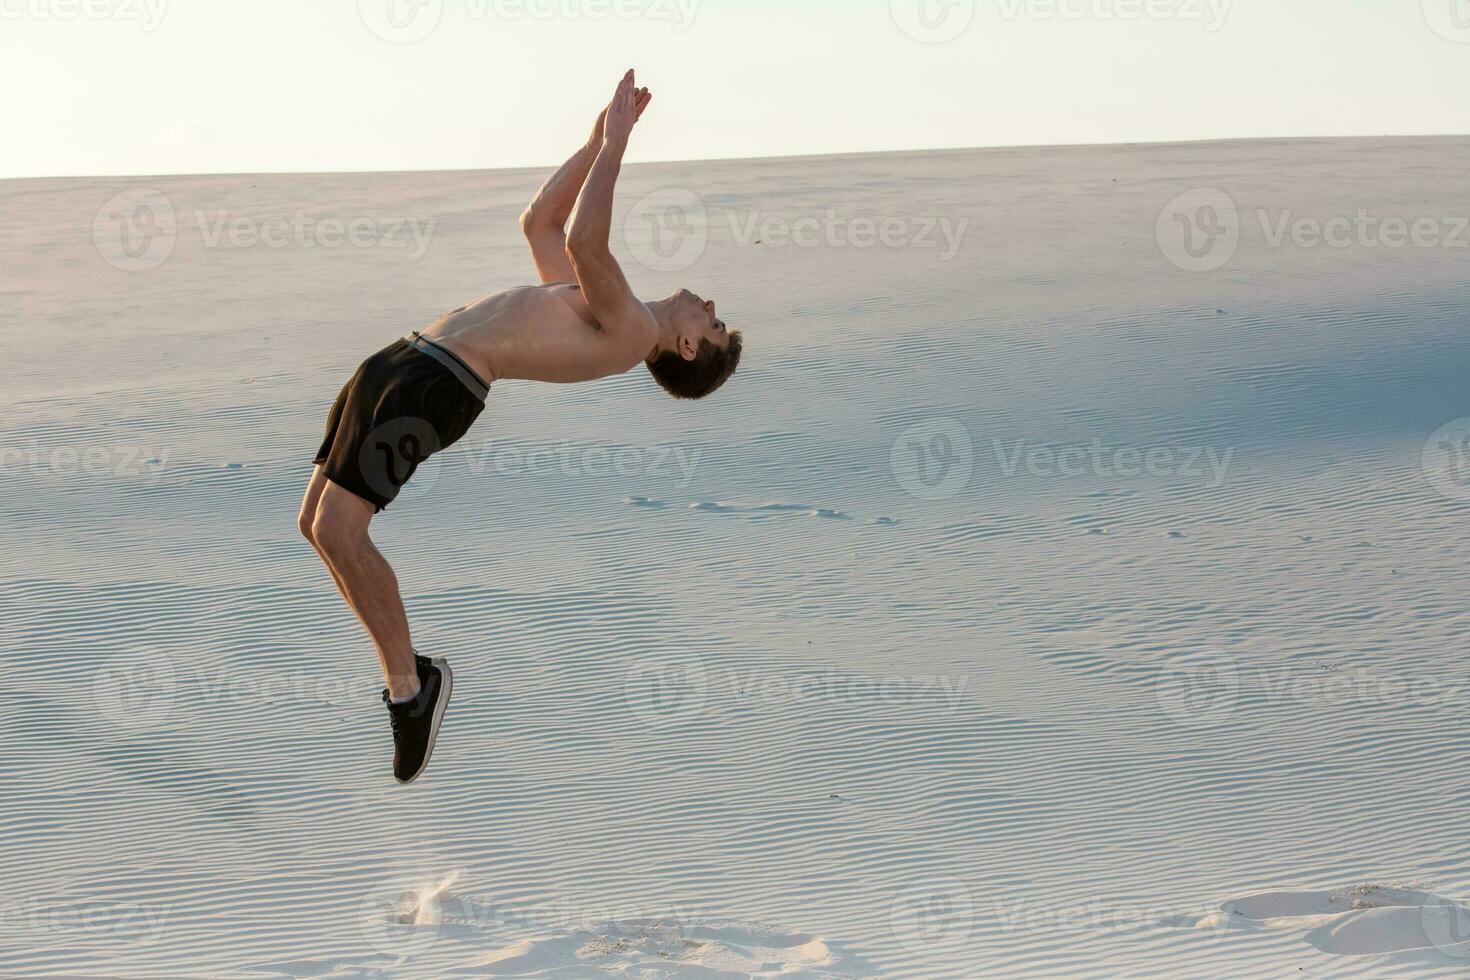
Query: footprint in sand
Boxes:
[
  {"xmin": 625, "ymin": 496, "xmax": 667, "ymax": 510},
  {"xmin": 450, "ymin": 918, "xmax": 865, "ymax": 977},
  {"xmin": 686, "ymin": 501, "xmax": 854, "ymax": 521},
  {"xmin": 1214, "ymin": 884, "xmax": 1470, "ymax": 960}
]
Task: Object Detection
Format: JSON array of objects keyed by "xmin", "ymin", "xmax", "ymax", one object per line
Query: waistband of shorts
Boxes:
[{"xmin": 404, "ymin": 332, "xmax": 490, "ymax": 403}]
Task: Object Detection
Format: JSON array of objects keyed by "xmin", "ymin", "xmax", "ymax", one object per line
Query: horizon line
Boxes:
[{"xmin": 7, "ymin": 131, "xmax": 1468, "ymax": 184}]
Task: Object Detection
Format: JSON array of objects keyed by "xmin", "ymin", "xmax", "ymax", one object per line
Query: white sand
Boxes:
[{"xmin": 4, "ymin": 137, "xmax": 1470, "ymax": 976}]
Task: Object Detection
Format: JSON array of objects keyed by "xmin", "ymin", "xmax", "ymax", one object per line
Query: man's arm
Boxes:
[
  {"xmin": 565, "ymin": 71, "xmax": 658, "ymax": 351},
  {"xmin": 521, "ymin": 85, "xmax": 650, "ymax": 284}
]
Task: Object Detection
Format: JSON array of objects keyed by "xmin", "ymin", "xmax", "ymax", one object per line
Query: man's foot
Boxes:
[{"xmin": 382, "ymin": 654, "xmax": 453, "ymax": 784}]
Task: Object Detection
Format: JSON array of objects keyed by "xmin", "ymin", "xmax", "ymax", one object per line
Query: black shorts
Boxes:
[{"xmin": 314, "ymin": 333, "xmax": 488, "ymax": 511}]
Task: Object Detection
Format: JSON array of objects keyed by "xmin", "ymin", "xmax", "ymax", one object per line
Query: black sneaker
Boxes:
[{"xmin": 382, "ymin": 653, "xmax": 453, "ymax": 784}]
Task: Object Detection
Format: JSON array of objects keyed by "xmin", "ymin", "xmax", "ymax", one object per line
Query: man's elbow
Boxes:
[
  {"xmin": 520, "ymin": 206, "xmax": 559, "ymax": 239},
  {"xmin": 564, "ymin": 229, "xmax": 606, "ymax": 263}
]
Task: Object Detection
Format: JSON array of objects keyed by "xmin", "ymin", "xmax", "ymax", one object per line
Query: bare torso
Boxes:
[{"xmin": 419, "ymin": 283, "xmax": 655, "ymax": 385}]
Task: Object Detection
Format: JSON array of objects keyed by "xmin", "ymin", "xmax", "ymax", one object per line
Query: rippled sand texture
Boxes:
[{"xmin": 4, "ymin": 137, "xmax": 1470, "ymax": 976}]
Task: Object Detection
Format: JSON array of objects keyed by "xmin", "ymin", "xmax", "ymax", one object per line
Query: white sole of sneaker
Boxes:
[{"xmin": 402, "ymin": 657, "xmax": 452, "ymax": 785}]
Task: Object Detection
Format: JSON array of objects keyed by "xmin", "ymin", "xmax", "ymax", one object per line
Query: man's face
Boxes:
[{"xmin": 675, "ymin": 288, "xmax": 729, "ymax": 354}]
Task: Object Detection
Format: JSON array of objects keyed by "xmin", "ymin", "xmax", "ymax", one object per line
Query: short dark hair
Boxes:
[{"xmin": 647, "ymin": 331, "xmax": 743, "ymax": 400}]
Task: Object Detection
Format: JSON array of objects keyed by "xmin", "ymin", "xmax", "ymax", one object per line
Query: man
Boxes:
[{"xmin": 297, "ymin": 70, "xmax": 743, "ymax": 784}]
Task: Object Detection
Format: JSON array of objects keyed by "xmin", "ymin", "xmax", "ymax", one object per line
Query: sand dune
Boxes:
[{"xmin": 5, "ymin": 137, "xmax": 1470, "ymax": 975}]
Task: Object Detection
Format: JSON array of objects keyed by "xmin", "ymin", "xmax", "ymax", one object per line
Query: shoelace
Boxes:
[{"xmin": 384, "ymin": 692, "xmax": 408, "ymax": 741}]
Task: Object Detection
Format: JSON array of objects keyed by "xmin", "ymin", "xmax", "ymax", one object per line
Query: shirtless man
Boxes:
[{"xmin": 297, "ymin": 71, "xmax": 743, "ymax": 783}]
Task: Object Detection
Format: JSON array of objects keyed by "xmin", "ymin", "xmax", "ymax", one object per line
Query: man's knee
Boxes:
[
  {"xmin": 297, "ymin": 505, "xmax": 318, "ymax": 545},
  {"xmin": 312, "ymin": 509, "xmax": 365, "ymax": 559}
]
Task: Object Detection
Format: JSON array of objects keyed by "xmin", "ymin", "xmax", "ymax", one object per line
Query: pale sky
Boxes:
[{"xmin": 3, "ymin": 0, "xmax": 1468, "ymax": 178}]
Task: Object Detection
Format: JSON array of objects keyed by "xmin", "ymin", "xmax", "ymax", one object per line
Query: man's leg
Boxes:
[
  {"xmin": 309, "ymin": 477, "xmax": 420, "ymax": 701},
  {"xmin": 299, "ymin": 465, "xmax": 351, "ymax": 599}
]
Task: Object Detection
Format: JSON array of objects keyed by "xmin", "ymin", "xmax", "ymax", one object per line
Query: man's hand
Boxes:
[
  {"xmin": 601, "ymin": 70, "xmax": 649, "ymax": 146},
  {"xmin": 564, "ymin": 72, "xmax": 658, "ymax": 355},
  {"xmin": 589, "ymin": 82, "xmax": 650, "ymax": 147},
  {"xmin": 522, "ymin": 72, "xmax": 650, "ymax": 284}
]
